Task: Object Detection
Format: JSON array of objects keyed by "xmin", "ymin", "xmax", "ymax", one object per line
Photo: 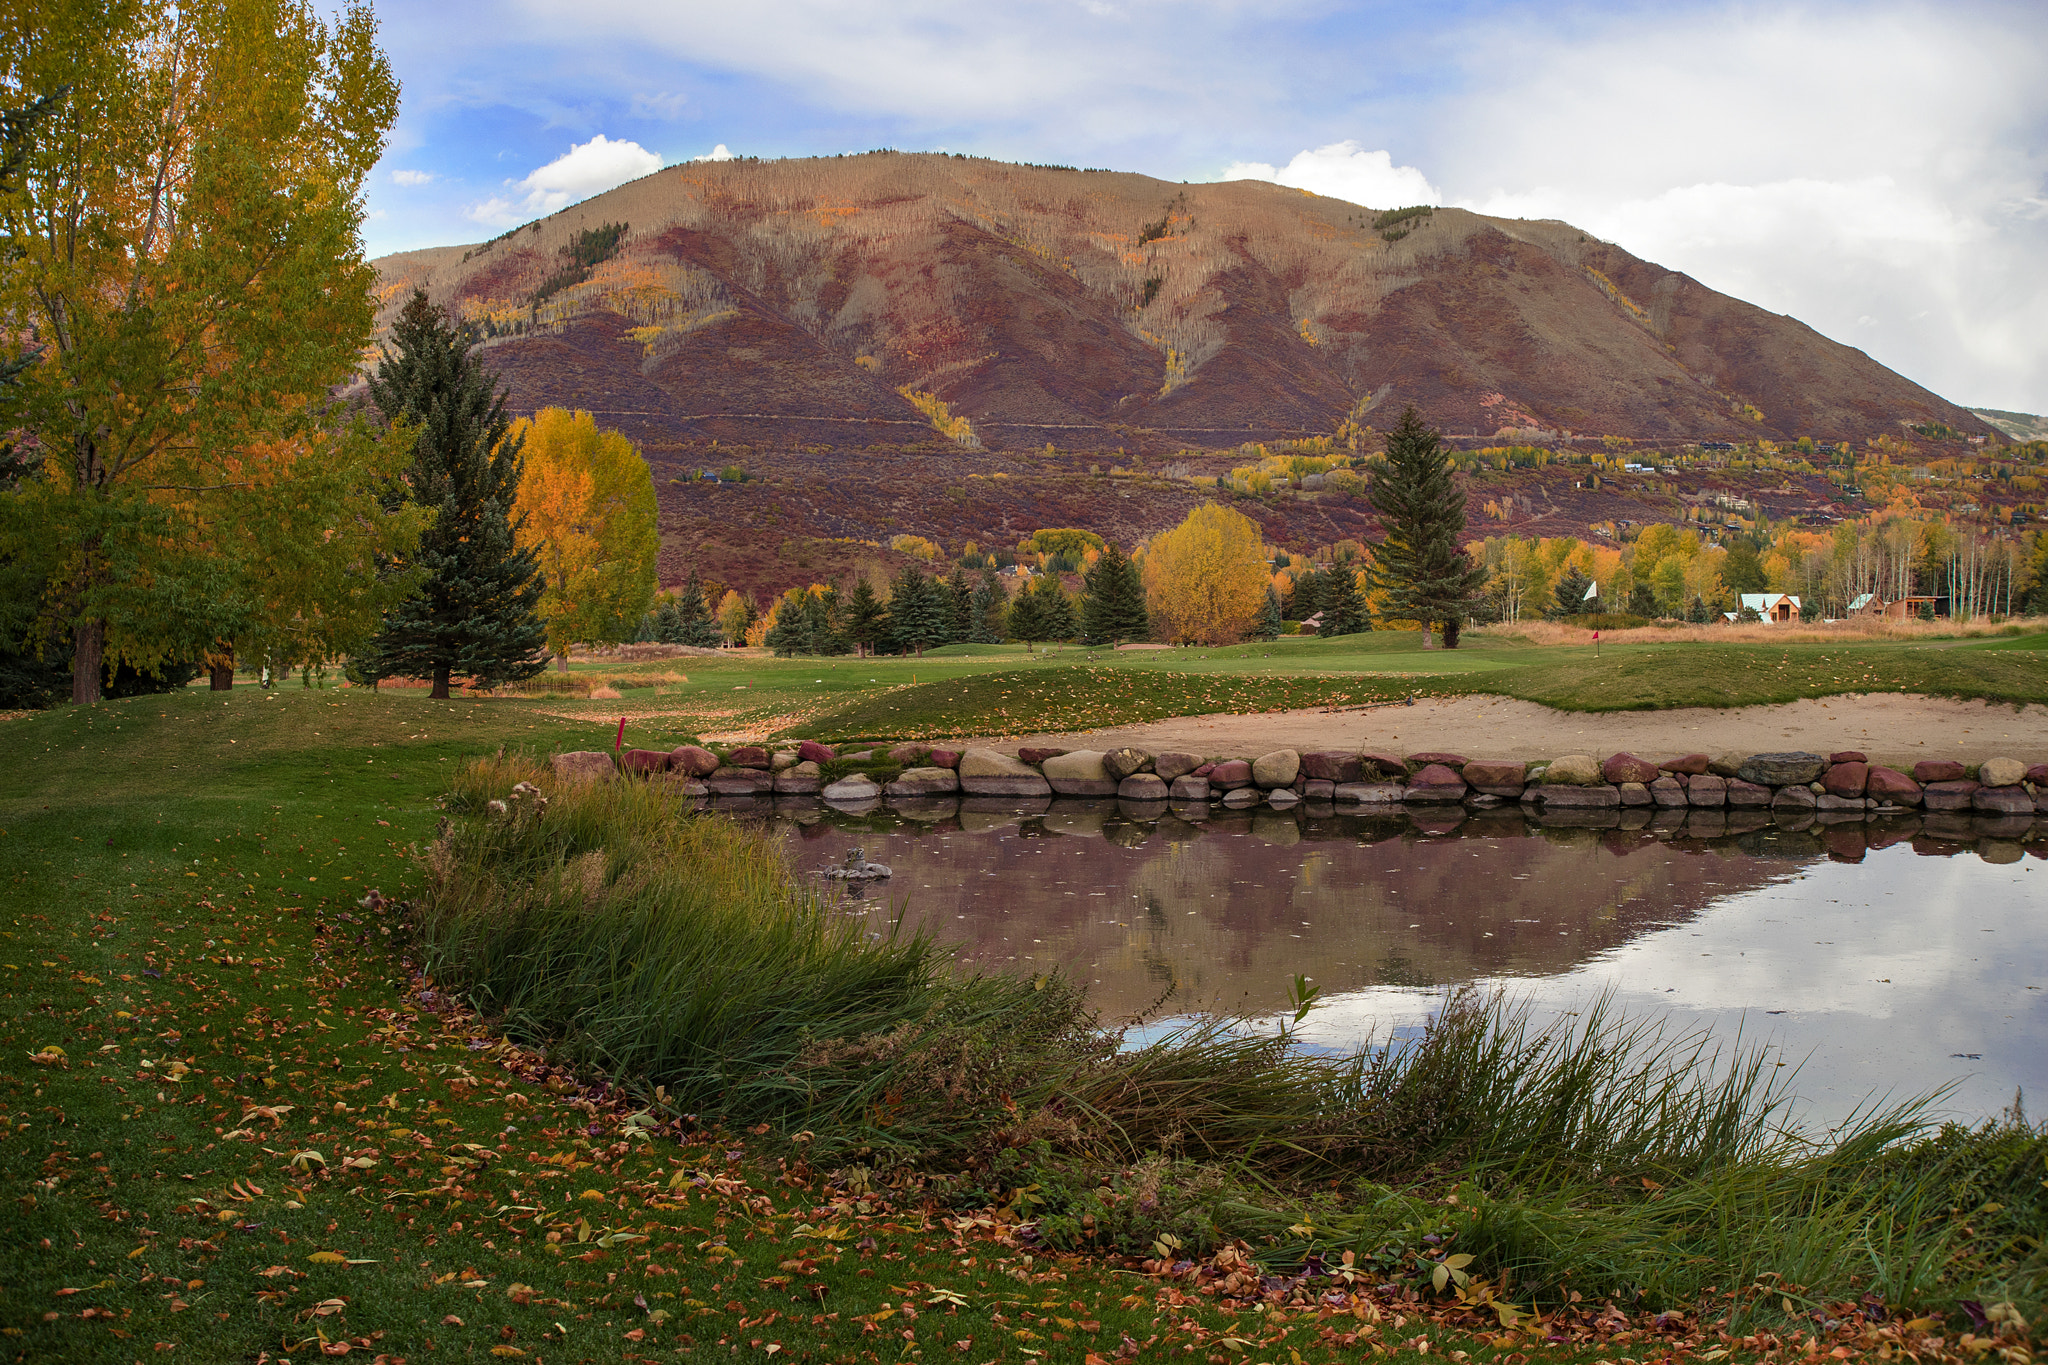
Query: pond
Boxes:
[{"xmin": 709, "ymin": 793, "xmax": 2046, "ymax": 1129}]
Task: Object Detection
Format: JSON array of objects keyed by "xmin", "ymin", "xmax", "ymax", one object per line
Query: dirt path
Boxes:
[{"xmin": 988, "ymin": 694, "xmax": 2048, "ymax": 767}]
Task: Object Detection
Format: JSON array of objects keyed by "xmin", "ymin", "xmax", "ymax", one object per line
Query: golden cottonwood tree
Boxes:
[
  {"xmin": 1141, "ymin": 502, "xmax": 1269, "ymax": 644},
  {"xmin": 0, "ymin": 0, "xmax": 406, "ymax": 701},
  {"xmin": 509, "ymin": 408, "xmax": 658, "ymax": 660}
]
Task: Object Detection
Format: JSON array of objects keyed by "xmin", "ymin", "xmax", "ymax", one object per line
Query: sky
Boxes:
[{"xmin": 359, "ymin": 0, "xmax": 2048, "ymax": 415}]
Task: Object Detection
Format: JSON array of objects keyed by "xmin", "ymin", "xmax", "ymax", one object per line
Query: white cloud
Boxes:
[
  {"xmin": 630, "ymin": 90, "xmax": 689, "ymax": 120},
  {"xmin": 512, "ymin": 133, "xmax": 664, "ymax": 216},
  {"xmin": 390, "ymin": 168, "xmax": 435, "ymax": 186},
  {"xmin": 1219, "ymin": 141, "xmax": 1440, "ymax": 211},
  {"xmin": 691, "ymin": 143, "xmax": 735, "ymax": 163},
  {"xmin": 464, "ymin": 195, "xmax": 518, "ymax": 228}
]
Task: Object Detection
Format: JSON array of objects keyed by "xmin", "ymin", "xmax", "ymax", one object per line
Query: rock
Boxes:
[
  {"xmin": 1220, "ymin": 786, "xmax": 1264, "ymax": 808},
  {"xmin": 1169, "ymin": 775, "xmax": 1211, "ymax": 802},
  {"xmin": 886, "ymin": 767, "xmax": 960, "ymax": 797},
  {"xmin": 821, "ymin": 775, "xmax": 882, "ymax": 803},
  {"xmin": 1266, "ymin": 787, "xmax": 1302, "ymax": 807},
  {"xmin": 1725, "ymin": 779, "xmax": 1772, "ymax": 808},
  {"xmin": 1912, "ymin": 759, "xmax": 1966, "ymax": 783},
  {"xmin": 2027, "ymin": 763, "xmax": 2048, "ymax": 786},
  {"xmin": 1978, "ymin": 757, "xmax": 2025, "ymax": 789},
  {"xmin": 1334, "ymin": 782, "xmax": 1405, "ymax": 804},
  {"xmin": 1462, "ymin": 759, "xmax": 1526, "ymax": 788},
  {"xmin": 1251, "ymin": 749, "xmax": 1301, "ymax": 788},
  {"xmin": 1771, "ymin": 785, "xmax": 1818, "ymax": 811},
  {"xmin": 956, "ymin": 748, "xmax": 1053, "ymax": 797},
  {"xmin": 774, "ymin": 761, "xmax": 822, "ymax": 794},
  {"xmin": 707, "ymin": 768, "xmax": 774, "ymax": 795},
  {"xmin": 1544, "ymin": 754, "xmax": 1603, "ymax": 786},
  {"xmin": 1300, "ymin": 750, "xmax": 1363, "ymax": 783},
  {"xmin": 1302, "ymin": 778, "xmax": 1336, "ymax": 799},
  {"xmin": 771, "ymin": 750, "xmax": 799, "ymax": 771},
  {"xmin": 1864, "ymin": 766, "xmax": 1921, "ymax": 805},
  {"xmin": 1041, "ymin": 750, "xmax": 1117, "ymax": 797},
  {"xmin": 1192, "ymin": 762, "xmax": 1216, "ymax": 777},
  {"xmin": 1147, "ymin": 752, "xmax": 1198, "ymax": 781},
  {"xmin": 1922, "ymin": 780, "xmax": 1979, "ymax": 812},
  {"xmin": 1404, "ymin": 763, "xmax": 1468, "ymax": 802},
  {"xmin": 1686, "ymin": 774, "xmax": 1727, "ymax": 807},
  {"xmin": 1649, "ymin": 775, "xmax": 1689, "ymax": 808},
  {"xmin": 1814, "ymin": 794, "xmax": 1867, "ymax": 812},
  {"xmin": 1103, "ymin": 746, "xmax": 1154, "ymax": 781},
  {"xmin": 671, "ymin": 744, "xmax": 720, "ymax": 777},
  {"xmin": 1209, "ymin": 759, "xmax": 1253, "ymax": 790},
  {"xmin": 797, "ymin": 739, "xmax": 837, "ymax": 764},
  {"xmin": 619, "ymin": 748, "xmax": 670, "ymax": 776},
  {"xmin": 1407, "ymin": 751, "xmax": 1468, "ymax": 768},
  {"xmin": 1017, "ymin": 747, "xmax": 1069, "ymax": 766},
  {"xmin": 1534, "ymin": 784, "xmax": 1620, "ymax": 808},
  {"xmin": 1660, "ymin": 753, "xmax": 1712, "ymax": 775},
  {"xmin": 725, "ymin": 745, "xmax": 771, "ymax": 770},
  {"xmin": 1972, "ymin": 785, "xmax": 2032, "ymax": 815},
  {"xmin": 928, "ymin": 749, "xmax": 961, "ymax": 769},
  {"xmin": 1602, "ymin": 753, "xmax": 1661, "ymax": 784},
  {"xmin": 1830, "ymin": 750, "xmax": 1867, "ymax": 764},
  {"xmin": 1618, "ymin": 781, "xmax": 1653, "ymax": 807},
  {"xmin": 1736, "ymin": 752, "xmax": 1825, "ymax": 786},
  {"xmin": 1821, "ymin": 761, "xmax": 1868, "ymax": 798},
  {"xmin": 552, "ymin": 751, "xmax": 616, "ymax": 784},
  {"xmin": 1118, "ymin": 773, "xmax": 1170, "ymax": 800},
  {"xmin": 1358, "ymin": 752, "xmax": 1409, "ymax": 778},
  {"xmin": 1707, "ymin": 752, "xmax": 1746, "ymax": 778},
  {"xmin": 888, "ymin": 743, "xmax": 932, "ymax": 765}
]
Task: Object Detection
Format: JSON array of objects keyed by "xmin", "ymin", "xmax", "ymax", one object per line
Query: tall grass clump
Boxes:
[{"xmin": 420, "ymin": 758, "xmax": 2048, "ymax": 1322}]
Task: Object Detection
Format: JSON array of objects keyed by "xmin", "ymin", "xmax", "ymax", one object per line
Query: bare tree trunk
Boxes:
[
  {"xmin": 1442, "ymin": 618, "xmax": 1462, "ymax": 649},
  {"xmin": 209, "ymin": 650, "xmax": 234, "ymax": 691},
  {"xmin": 431, "ymin": 664, "xmax": 451, "ymax": 700},
  {"xmin": 72, "ymin": 618, "xmax": 105, "ymax": 704}
]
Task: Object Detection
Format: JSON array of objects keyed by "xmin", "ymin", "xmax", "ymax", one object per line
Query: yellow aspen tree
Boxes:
[
  {"xmin": 1141, "ymin": 502, "xmax": 1269, "ymax": 644},
  {"xmin": 509, "ymin": 408, "xmax": 658, "ymax": 661}
]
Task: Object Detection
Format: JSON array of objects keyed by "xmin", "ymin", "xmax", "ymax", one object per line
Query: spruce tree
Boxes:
[
  {"xmin": 947, "ymin": 568, "xmax": 974, "ymax": 643},
  {"xmin": 1006, "ymin": 576, "xmax": 1047, "ymax": 650},
  {"xmin": 1550, "ymin": 566, "xmax": 1593, "ymax": 618},
  {"xmin": 1080, "ymin": 543, "xmax": 1149, "ymax": 644},
  {"xmin": 1028, "ymin": 572, "xmax": 1076, "ymax": 642},
  {"xmin": 884, "ymin": 565, "xmax": 948, "ymax": 656},
  {"xmin": 1320, "ymin": 565, "xmax": 1368, "ymax": 636},
  {"xmin": 672, "ymin": 568, "xmax": 723, "ymax": 647},
  {"xmin": 1365, "ymin": 406, "xmax": 1488, "ymax": 648},
  {"xmin": 969, "ymin": 568, "xmax": 1005, "ymax": 643},
  {"xmin": 845, "ymin": 578, "xmax": 887, "ymax": 656},
  {"xmin": 359, "ymin": 292, "xmax": 547, "ymax": 696},
  {"xmin": 1256, "ymin": 584, "xmax": 1283, "ymax": 640}
]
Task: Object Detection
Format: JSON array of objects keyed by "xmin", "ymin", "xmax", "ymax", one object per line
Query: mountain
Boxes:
[
  {"xmin": 1972, "ymin": 409, "xmax": 2048, "ymax": 442},
  {"xmin": 372, "ymin": 152, "xmax": 1993, "ymax": 454}
]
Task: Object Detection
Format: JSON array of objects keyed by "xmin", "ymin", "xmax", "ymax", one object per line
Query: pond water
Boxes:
[{"xmin": 714, "ymin": 794, "xmax": 2046, "ymax": 1129}]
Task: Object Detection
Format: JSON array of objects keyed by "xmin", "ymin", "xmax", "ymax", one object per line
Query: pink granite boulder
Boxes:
[
  {"xmin": 1601, "ymin": 753, "xmax": 1660, "ymax": 785},
  {"xmin": 1913, "ymin": 759, "xmax": 1966, "ymax": 784},
  {"xmin": 671, "ymin": 744, "xmax": 720, "ymax": 777},
  {"xmin": 725, "ymin": 745, "xmax": 771, "ymax": 769},
  {"xmin": 1300, "ymin": 750, "xmax": 1364, "ymax": 783},
  {"xmin": 1864, "ymin": 766, "xmax": 1921, "ymax": 805},
  {"xmin": 1821, "ymin": 761, "xmax": 1868, "ymax": 798},
  {"xmin": 797, "ymin": 739, "xmax": 837, "ymax": 764},
  {"xmin": 1659, "ymin": 753, "xmax": 1712, "ymax": 776},
  {"xmin": 619, "ymin": 748, "xmax": 671, "ymax": 776}
]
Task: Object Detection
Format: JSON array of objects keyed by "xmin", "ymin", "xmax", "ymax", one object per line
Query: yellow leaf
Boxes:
[{"xmin": 308, "ymin": 1251, "xmax": 347, "ymax": 1264}]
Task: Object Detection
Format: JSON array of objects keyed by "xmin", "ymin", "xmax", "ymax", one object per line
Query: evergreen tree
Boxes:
[
  {"xmin": 1006, "ymin": 576, "xmax": 1047, "ymax": 650},
  {"xmin": 1550, "ymin": 566, "xmax": 1594, "ymax": 618},
  {"xmin": 1080, "ymin": 543, "xmax": 1149, "ymax": 644},
  {"xmin": 1027, "ymin": 571, "xmax": 1076, "ymax": 643},
  {"xmin": 1283, "ymin": 566, "xmax": 1325, "ymax": 622},
  {"xmin": 845, "ymin": 578, "xmax": 887, "ymax": 656},
  {"xmin": 1687, "ymin": 594, "xmax": 1713, "ymax": 624},
  {"xmin": 884, "ymin": 565, "xmax": 949, "ymax": 656},
  {"xmin": 1320, "ymin": 565, "xmax": 1368, "ymax": 636},
  {"xmin": 1627, "ymin": 583, "xmax": 1657, "ymax": 618},
  {"xmin": 1255, "ymin": 584, "xmax": 1283, "ymax": 640},
  {"xmin": 1364, "ymin": 407, "xmax": 1488, "ymax": 648},
  {"xmin": 947, "ymin": 568, "xmax": 974, "ymax": 643},
  {"xmin": 764, "ymin": 589, "xmax": 848, "ymax": 657},
  {"xmin": 969, "ymin": 568, "xmax": 1005, "ymax": 643},
  {"xmin": 358, "ymin": 293, "xmax": 547, "ymax": 697},
  {"xmin": 671, "ymin": 568, "xmax": 723, "ymax": 647}
]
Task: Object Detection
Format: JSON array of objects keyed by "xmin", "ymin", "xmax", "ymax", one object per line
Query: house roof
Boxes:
[
  {"xmin": 1848, "ymin": 592, "xmax": 1876, "ymax": 611},
  {"xmin": 1739, "ymin": 593, "xmax": 1801, "ymax": 610}
]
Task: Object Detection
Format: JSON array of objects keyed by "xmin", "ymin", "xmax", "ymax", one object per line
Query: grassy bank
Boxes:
[{"xmin": 2, "ymin": 686, "xmax": 2044, "ymax": 1364}]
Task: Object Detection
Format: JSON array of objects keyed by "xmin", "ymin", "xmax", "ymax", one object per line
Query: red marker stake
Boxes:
[
  {"xmin": 615, "ymin": 716, "xmax": 626, "ymax": 752},
  {"xmin": 1594, "ymin": 629, "xmax": 1600, "ymax": 659}
]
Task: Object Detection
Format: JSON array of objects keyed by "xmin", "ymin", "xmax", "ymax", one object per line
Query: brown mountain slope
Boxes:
[{"xmin": 372, "ymin": 153, "xmax": 1994, "ymax": 453}]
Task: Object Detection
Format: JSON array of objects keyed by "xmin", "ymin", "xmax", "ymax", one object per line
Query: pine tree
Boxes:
[
  {"xmin": 947, "ymin": 568, "xmax": 974, "ymax": 643},
  {"xmin": 1256, "ymin": 584, "xmax": 1283, "ymax": 640},
  {"xmin": 1028, "ymin": 572, "xmax": 1076, "ymax": 643},
  {"xmin": 1365, "ymin": 407, "xmax": 1488, "ymax": 648},
  {"xmin": 672, "ymin": 568, "xmax": 723, "ymax": 647},
  {"xmin": 884, "ymin": 565, "xmax": 948, "ymax": 656},
  {"xmin": 1549, "ymin": 566, "xmax": 1593, "ymax": 618},
  {"xmin": 969, "ymin": 568, "xmax": 1005, "ymax": 643},
  {"xmin": 358, "ymin": 293, "xmax": 547, "ymax": 696},
  {"xmin": 845, "ymin": 578, "xmax": 887, "ymax": 656},
  {"xmin": 1320, "ymin": 566, "xmax": 1367, "ymax": 636},
  {"xmin": 1006, "ymin": 575, "xmax": 1047, "ymax": 650},
  {"xmin": 1080, "ymin": 543, "xmax": 1149, "ymax": 643}
]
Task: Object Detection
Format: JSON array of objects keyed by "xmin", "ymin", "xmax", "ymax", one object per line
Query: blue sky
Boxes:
[{"xmin": 360, "ymin": 0, "xmax": 2048, "ymax": 414}]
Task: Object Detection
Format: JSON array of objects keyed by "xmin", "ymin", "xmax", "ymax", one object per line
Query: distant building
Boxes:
[
  {"xmin": 1846, "ymin": 593, "xmax": 1942, "ymax": 620},
  {"xmin": 1738, "ymin": 592, "xmax": 1801, "ymax": 624}
]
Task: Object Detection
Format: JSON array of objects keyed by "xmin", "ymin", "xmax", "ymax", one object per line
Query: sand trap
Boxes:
[{"xmin": 989, "ymin": 693, "xmax": 2048, "ymax": 767}]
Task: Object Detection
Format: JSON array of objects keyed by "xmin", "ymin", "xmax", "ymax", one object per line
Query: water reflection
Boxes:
[{"xmin": 714, "ymin": 794, "xmax": 2047, "ymax": 1125}]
